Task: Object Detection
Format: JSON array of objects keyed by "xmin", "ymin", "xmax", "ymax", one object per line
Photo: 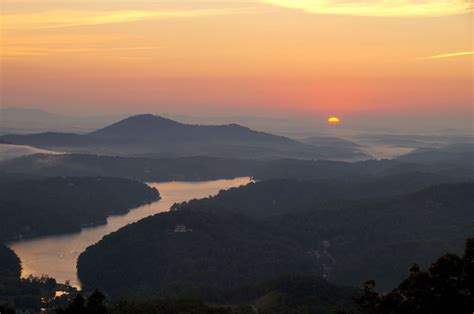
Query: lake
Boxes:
[{"xmin": 8, "ymin": 177, "xmax": 252, "ymax": 288}]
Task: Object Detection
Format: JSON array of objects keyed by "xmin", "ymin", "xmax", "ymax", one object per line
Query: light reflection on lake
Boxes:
[
  {"xmin": 9, "ymin": 177, "xmax": 252, "ymax": 288},
  {"xmin": 360, "ymin": 145, "xmax": 415, "ymax": 159}
]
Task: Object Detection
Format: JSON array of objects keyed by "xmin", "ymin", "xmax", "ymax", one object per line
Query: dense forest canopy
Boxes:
[
  {"xmin": 173, "ymin": 174, "xmax": 470, "ymax": 218},
  {"xmin": 265, "ymin": 182, "xmax": 474, "ymax": 289},
  {"xmin": 78, "ymin": 210, "xmax": 320, "ymax": 300}
]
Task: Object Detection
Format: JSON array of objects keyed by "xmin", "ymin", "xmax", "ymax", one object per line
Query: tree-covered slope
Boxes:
[
  {"xmin": 77, "ymin": 210, "xmax": 320, "ymax": 299},
  {"xmin": 0, "ymin": 154, "xmax": 260, "ymax": 182},
  {"xmin": 77, "ymin": 176, "xmax": 473, "ymax": 297},
  {"xmin": 174, "ymin": 173, "xmax": 468, "ymax": 219},
  {"xmin": 266, "ymin": 182, "xmax": 474, "ymax": 289},
  {"xmin": 174, "ymin": 180, "xmax": 474, "ymax": 290},
  {"xmin": 0, "ymin": 176, "xmax": 160, "ymax": 241}
]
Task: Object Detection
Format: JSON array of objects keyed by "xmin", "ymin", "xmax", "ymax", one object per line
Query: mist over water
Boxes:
[{"xmin": 9, "ymin": 177, "xmax": 252, "ymax": 288}]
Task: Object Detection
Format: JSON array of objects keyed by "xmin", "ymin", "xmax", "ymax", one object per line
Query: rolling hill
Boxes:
[
  {"xmin": 1, "ymin": 114, "xmax": 369, "ymax": 160},
  {"xmin": 77, "ymin": 210, "xmax": 320, "ymax": 299}
]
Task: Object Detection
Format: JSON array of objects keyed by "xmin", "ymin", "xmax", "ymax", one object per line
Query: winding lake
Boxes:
[{"xmin": 8, "ymin": 177, "xmax": 252, "ymax": 288}]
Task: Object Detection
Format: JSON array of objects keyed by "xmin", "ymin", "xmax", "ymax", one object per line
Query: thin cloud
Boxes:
[
  {"xmin": 1, "ymin": 9, "xmax": 236, "ymax": 31},
  {"xmin": 1, "ymin": 45, "xmax": 162, "ymax": 58},
  {"xmin": 427, "ymin": 51, "xmax": 474, "ymax": 59},
  {"xmin": 260, "ymin": 0, "xmax": 473, "ymax": 17}
]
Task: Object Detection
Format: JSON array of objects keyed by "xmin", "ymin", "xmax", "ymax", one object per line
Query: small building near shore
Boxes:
[{"xmin": 174, "ymin": 224, "xmax": 192, "ymax": 233}]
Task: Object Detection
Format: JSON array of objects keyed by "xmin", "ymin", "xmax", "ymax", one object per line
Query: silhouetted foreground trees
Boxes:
[
  {"xmin": 0, "ymin": 176, "xmax": 160, "ymax": 241},
  {"xmin": 58, "ymin": 290, "xmax": 232, "ymax": 314},
  {"xmin": 57, "ymin": 290, "xmax": 108, "ymax": 314},
  {"xmin": 225, "ymin": 275, "xmax": 358, "ymax": 314},
  {"xmin": 57, "ymin": 279, "xmax": 355, "ymax": 314},
  {"xmin": 0, "ymin": 244, "xmax": 75, "ymax": 311},
  {"xmin": 349, "ymin": 238, "xmax": 474, "ymax": 314},
  {"xmin": 0, "ymin": 245, "xmax": 20, "ymax": 279}
]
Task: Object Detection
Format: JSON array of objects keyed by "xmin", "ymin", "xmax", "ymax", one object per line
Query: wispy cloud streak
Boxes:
[
  {"xmin": 260, "ymin": 0, "xmax": 473, "ymax": 17},
  {"xmin": 1, "ymin": 9, "xmax": 237, "ymax": 31},
  {"xmin": 427, "ymin": 51, "xmax": 474, "ymax": 59}
]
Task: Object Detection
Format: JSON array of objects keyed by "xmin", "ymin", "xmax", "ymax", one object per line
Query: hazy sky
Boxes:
[{"xmin": 1, "ymin": 0, "xmax": 473, "ymax": 127}]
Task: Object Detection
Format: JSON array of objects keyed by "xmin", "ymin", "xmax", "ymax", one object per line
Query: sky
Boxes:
[{"xmin": 1, "ymin": 0, "xmax": 473, "ymax": 129}]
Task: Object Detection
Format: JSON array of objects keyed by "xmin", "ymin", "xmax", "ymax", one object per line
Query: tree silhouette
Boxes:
[
  {"xmin": 57, "ymin": 291, "xmax": 108, "ymax": 314},
  {"xmin": 0, "ymin": 304, "xmax": 15, "ymax": 314},
  {"xmin": 353, "ymin": 238, "xmax": 474, "ymax": 314},
  {"xmin": 86, "ymin": 290, "xmax": 108, "ymax": 314}
]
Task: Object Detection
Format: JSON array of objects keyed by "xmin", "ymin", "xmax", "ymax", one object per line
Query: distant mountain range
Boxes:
[
  {"xmin": 1, "ymin": 108, "xmax": 328, "ymax": 136},
  {"xmin": 0, "ymin": 108, "xmax": 125, "ymax": 134},
  {"xmin": 1, "ymin": 114, "xmax": 370, "ymax": 160},
  {"xmin": 395, "ymin": 144, "xmax": 474, "ymax": 165},
  {"xmin": 0, "ymin": 144, "xmax": 60, "ymax": 162}
]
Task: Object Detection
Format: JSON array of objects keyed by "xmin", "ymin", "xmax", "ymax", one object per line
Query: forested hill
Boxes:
[
  {"xmin": 265, "ymin": 182, "xmax": 474, "ymax": 289},
  {"xmin": 77, "ymin": 181, "xmax": 474, "ymax": 296},
  {"xmin": 396, "ymin": 144, "xmax": 474, "ymax": 165},
  {"xmin": 78, "ymin": 210, "xmax": 320, "ymax": 299},
  {"xmin": 254, "ymin": 156, "xmax": 474, "ymax": 181},
  {"xmin": 175, "ymin": 180, "xmax": 474, "ymax": 289},
  {"xmin": 1, "ymin": 114, "xmax": 369, "ymax": 159},
  {"xmin": 0, "ymin": 177, "xmax": 160, "ymax": 241},
  {"xmin": 173, "ymin": 173, "xmax": 469, "ymax": 218},
  {"xmin": 0, "ymin": 154, "xmax": 260, "ymax": 182},
  {"xmin": 2, "ymin": 152, "xmax": 473, "ymax": 184}
]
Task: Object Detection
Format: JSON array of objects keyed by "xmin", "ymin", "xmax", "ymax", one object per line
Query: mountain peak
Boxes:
[
  {"xmin": 90, "ymin": 114, "xmax": 183, "ymax": 138},
  {"xmin": 122, "ymin": 114, "xmax": 180, "ymax": 124}
]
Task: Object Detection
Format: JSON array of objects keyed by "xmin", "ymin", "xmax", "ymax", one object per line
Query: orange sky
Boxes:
[{"xmin": 1, "ymin": 1, "xmax": 473, "ymax": 122}]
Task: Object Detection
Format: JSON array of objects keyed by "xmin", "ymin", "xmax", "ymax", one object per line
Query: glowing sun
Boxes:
[{"xmin": 327, "ymin": 116, "xmax": 341, "ymax": 124}]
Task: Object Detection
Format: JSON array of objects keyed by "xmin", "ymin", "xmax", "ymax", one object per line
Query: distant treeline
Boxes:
[
  {"xmin": 0, "ymin": 154, "xmax": 261, "ymax": 182},
  {"xmin": 1, "ymin": 148, "xmax": 473, "ymax": 183}
]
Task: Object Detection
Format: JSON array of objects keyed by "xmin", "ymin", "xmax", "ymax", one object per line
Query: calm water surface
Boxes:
[{"xmin": 9, "ymin": 177, "xmax": 252, "ymax": 288}]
